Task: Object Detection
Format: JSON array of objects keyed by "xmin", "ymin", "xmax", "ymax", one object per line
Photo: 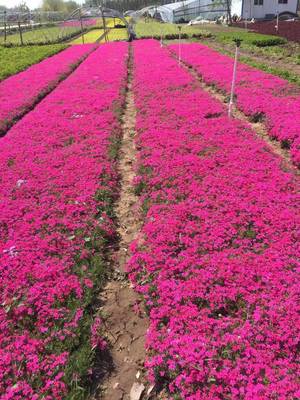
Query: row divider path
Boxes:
[
  {"xmin": 167, "ymin": 46, "xmax": 299, "ymax": 175},
  {"xmin": 91, "ymin": 44, "xmax": 151, "ymax": 400}
]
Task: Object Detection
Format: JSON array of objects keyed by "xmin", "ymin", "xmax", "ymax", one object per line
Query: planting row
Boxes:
[
  {"xmin": 0, "ymin": 44, "xmax": 96, "ymax": 136},
  {"xmin": 129, "ymin": 40, "xmax": 300, "ymax": 399},
  {"xmin": 0, "ymin": 42, "xmax": 128, "ymax": 399},
  {"xmin": 169, "ymin": 43, "xmax": 300, "ymax": 167},
  {"xmin": 0, "ymin": 45, "xmax": 68, "ymax": 82}
]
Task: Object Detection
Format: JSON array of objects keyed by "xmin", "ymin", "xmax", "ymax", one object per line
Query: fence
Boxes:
[{"xmin": 0, "ymin": 11, "xmax": 90, "ymax": 45}]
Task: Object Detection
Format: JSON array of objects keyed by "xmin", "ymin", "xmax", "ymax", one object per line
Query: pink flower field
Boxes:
[
  {"xmin": 0, "ymin": 37, "xmax": 299, "ymax": 399},
  {"xmin": 129, "ymin": 40, "xmax": 300, "ymax": 399},
  {"xmin": 0, "ymin": 42, "xmax": 128, "ymax": 399},
  {"xmin": 60, "ymin": 20, "xmax": 98, "ymax": 28},
  {"xmin": 169, "ymin": 43, "xmax": 300, "ymax": 167},
  {"xmin": 0, "ymin": 44, "xmax": 96, "ymax": 136}
]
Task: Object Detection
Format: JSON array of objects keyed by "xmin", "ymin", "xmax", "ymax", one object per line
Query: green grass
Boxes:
[
  {"xmin": 211, "ymin": 29, "xmax": 286, "ymax": 47},
  {"xmin": 241, "ymin": 42, "xmax": 300, "ymax": 65},
  {"xmin": 134, "ymin": 20, "xmax": 287, "ymax": 46},
  {"xmin": 0, "ymin": 44, "xmax": 67, "ymax": 81},
  {"xmin": 134, "ymin": 20, "xmax": 286, "ymax": 46},
  {"xmin": 134, "ymin": 20, "xmax": 211, "ymax": 39},
  {"xmin": 0, "ymin": 26, "xmax": 82, "ymax": 45}
]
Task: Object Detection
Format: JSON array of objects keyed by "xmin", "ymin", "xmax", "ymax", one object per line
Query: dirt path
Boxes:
[
  {"xmin": 91, "ymin": 46, "xmax": 151, "ymax": 400},
  {"xmin": 169, "ymin": 49, "xmax": 298, "ymax": 175}
]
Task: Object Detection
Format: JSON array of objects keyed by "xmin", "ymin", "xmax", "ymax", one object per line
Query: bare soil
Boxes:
[{"xmin": 91, "ymin": 47, "xmax": 151, "ymax": 400}]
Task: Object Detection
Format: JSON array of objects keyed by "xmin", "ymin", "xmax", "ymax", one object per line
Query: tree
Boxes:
[
  {"xmin": 226, "ymin": 0, "xmax": 232, "ymax": 25},
  {"xmin": 64, "ymin": 1, "xmax": 79, "ymax": 12},
  {"xmin": 42, "ymin": 0, "xmax": 66, "ymax": 12},
  {"xmin": 17, "ymin": 1, "xmax": 30, "ymax": 12}
]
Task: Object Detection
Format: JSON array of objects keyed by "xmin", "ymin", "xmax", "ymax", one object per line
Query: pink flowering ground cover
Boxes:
[
  {"xmin": 169, "ymin": 43, "xmax": 300, "ymax": 167},
  {"xmin": 0, "ymin": 44, "xmax": 96, "ymax": 136},
  {"xmin": 60, "ymin": 19, "xmax": 97, "ymax": 28},
  {"xmin": 129, "ymin": 40, "xmax": 300, "ymax": 399},
  {"xmin": 0, "ymin": 42, "xmax": 128, "ymax": 399}
]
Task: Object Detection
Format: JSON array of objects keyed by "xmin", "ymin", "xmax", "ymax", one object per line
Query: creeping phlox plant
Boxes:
[
  {"xmin": 169, "ymin": 43, "xmax": 300, "ymax": 167},
  {"xmin": 60, "ymin": 20, "xmax": 98, "ymax": 28},
  {"xmin": 0, "ymin": 42, "xmax": 128, "ymax": 399},
  {"xmin": 129, "ymin": 40, "xmax": 300, "ymax": 400},
  {"xmin": 0, "ymin": 44, "xmax": 96, "ymax": 136}
]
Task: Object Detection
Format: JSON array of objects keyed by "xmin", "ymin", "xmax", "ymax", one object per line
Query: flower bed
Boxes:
[
  {"xmin": 60, "ymin": 19, "xmax": 98, "ymax": 28},
  {"xmin": 169, "ymin": 42, "xmax": 300, "ymax": 167},
  {"xmin": 0, "ymin": 44, "xmax": 96, "ymax": 136},
  {"xmin": 0, "ymin": 41, "xmax": 128, "ymax": 399},
  {"xmin": 129, "ymin": 39, "xmax": 300, "ymax": 399}
]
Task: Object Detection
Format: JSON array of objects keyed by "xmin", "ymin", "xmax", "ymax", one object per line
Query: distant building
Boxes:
[
  {"xmin": 231, "ymin": 0, "xmax": 299, "ymax": 19},
  {"xmin": 146, "ymin": 0, "xmax": 298, "ymax": 22}
]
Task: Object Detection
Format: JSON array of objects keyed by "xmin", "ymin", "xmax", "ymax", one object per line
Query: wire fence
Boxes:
[
  {"xmin": 0, "ymin": 7, "xmax": 129, "ymax": 46},
  {"xmin": 0, "ymin": 11, "xmax": 78, "ymax": 45}
]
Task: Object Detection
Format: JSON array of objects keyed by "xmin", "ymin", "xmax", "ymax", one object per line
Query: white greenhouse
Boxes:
[{"xmin": 146, "ymin": 0, "xmax": 228, "ymax": 23}]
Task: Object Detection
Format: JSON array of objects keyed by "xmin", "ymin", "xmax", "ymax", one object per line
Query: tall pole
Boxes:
[
  {"xmin": 100, "ymin": 4, "xmax": 108, "ymax": 42},
  {"xmin": 17, "ymin": 14, "xmax": 24, "ymax": 46},
  {"xmin": 79, "ymin": 9, "xmax": 85, "ymax": 44},
  {"xmin": 228, "ymin": 39, "xmax": 241, "ymax": 118},
  {"xmin": 178, "ymin": 25, "xmax": 182, "ymax": 65},
  {"xmin": 3, "ymin": 10, "xmax": 7, "ymax": 44},
  {"xmin": 275, "ymin": 10, "xmax": 279, "ymax": 33},
  {"xmin": 244, "ymin": 12, "xmax": 248, "ymax": 31}
]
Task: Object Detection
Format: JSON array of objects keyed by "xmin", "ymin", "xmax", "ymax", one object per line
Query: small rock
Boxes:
[
  {"xmin": 130, "ymin": 382, "xmax": 145, "ymax": 400},
  {"xmin": 147, "ymin": 385, "xmax": 155, "ymax": 396},
  {"xmin": 113, "ymin": 382, "xmax": 120, "ymax": 389},
  {"xmin": 136, "ymin": 370, "xmax": 141, "ymax": 379}
]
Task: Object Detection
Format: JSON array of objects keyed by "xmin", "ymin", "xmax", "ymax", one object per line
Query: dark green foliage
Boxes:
[
  {"xmin": 214, "ymin": 30, "xmax": 286, "ymax": 47},
  {"xmin": 0, "ymin": 44, "xmax": 67, "ymax": 81}
]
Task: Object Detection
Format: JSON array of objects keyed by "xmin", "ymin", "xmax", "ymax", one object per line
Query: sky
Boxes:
[
  {"xmin": 0, "ymin": 0, "xmax": 83, "ymax": 9},
  {"xmin": 0, "ymin": 0, "xmax": 42, "ymax": 7}
]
